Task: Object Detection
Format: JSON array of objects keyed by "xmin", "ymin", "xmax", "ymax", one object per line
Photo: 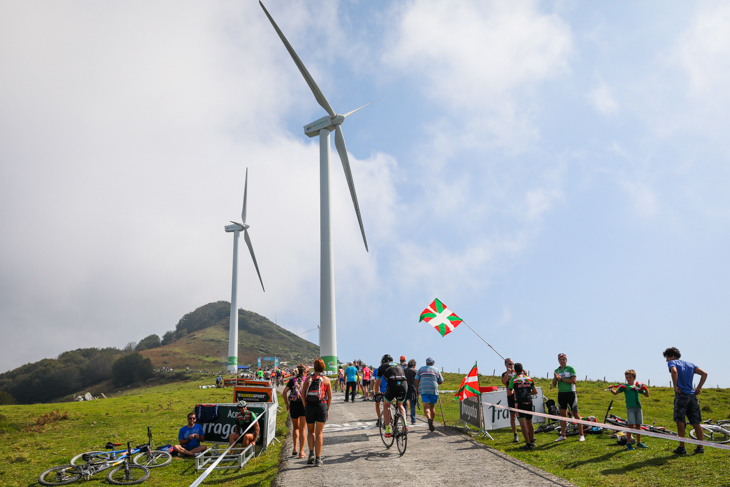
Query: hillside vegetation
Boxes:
[{"xmin": 0, "ymin": 302, "xmax": 318, "ymax": 404}]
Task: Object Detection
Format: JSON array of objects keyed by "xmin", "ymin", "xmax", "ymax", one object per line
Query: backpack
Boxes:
[
  {"xmin": 545, "ymin": 398, "xmax": 558, "ymax": 416},
  {"xmin": 386, "ymin": 364, "xmax": 407, "ymax": 385},
  {"xmin": 306, "ymin": 376, "xmax": 327, "ymax": 404},
  {"xmin": 289, "ymin": 376, "xmax": 303, "ymax": 402}
]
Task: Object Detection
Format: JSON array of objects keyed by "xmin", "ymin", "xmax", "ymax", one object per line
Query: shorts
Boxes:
[
  {"xmin": 290, "ymin": 400, "xmax": 305, "ymax": 420},
  {"xmin": 384, "ymin": 383, "xmax": 407, "ymax": 403},
  {"xmin": 305, "ymin": 402, "xmax": 328, "ymax": 424},
  {"xmin": 362, "ymin": 379, "xmax": 370, "ymax": 387},
  {"xmin": 557, "ymin": 392, "xmax": 579, "ymax": 413},
  {"xmin": 517, "ymin": 402, "xmax": 534, "ymax": 420},
  {"xmin": 507, "ymin": 394, "xmax": 516, "ymax": 409},
  {"xmin": 626, "ymin": 407, "xmax": 643, "ymax": 425},
  {"xmin": 421, "ymin": 394, "xmax": 438, "ymax": 405},
  {"xmin": 673, "ymin": 392, "xmax": 702, "ymax": 425}
]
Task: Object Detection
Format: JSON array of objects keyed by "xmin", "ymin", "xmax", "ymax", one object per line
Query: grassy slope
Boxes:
[
  {"xmin": 438, "ymin": 373, "xmax": 730, "ymax": 487},
  {"xmin": 0, "ymin": 376, "xmax": 286, "ymax": 487}
]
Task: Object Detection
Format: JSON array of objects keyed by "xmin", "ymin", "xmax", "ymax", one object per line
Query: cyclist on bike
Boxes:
[{"xmin": 374, "ymin": 354, "xmax": 409, "ymax": 438}]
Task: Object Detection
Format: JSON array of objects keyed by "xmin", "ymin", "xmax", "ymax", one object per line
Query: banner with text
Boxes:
[{"xmin": 481, "ymin": 388, "xmax": 545, "ymax": 430}]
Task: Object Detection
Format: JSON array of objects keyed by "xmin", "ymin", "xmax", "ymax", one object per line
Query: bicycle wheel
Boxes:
[
  {"xmin": 106, "ymin": 464, "xmax": 150, "ymax": 485},
  {"xmin": 535, "ymin": 422, "xmax": 559, "ymax": 434},
  {"xmin": 379, "ymin": 406, "xmax": 394, "ymax": 449},
  {"xmin": 690, "ymin": 426, "xmax": 730, "ymax": 444},
  {"xmin": 565, "ymin": 423, "xmax": 582, "ymax": 436},
  {"xmin": 69, "ymin": 451, "xmax": 110, "ymax": 466},
  {"xmin": 133, "ymin": 450, "xmax": 172, "ymax": 468},
  {"xmin": 38, "ymin": 465, "xmax": 81, "ymax": 486},
  {"xmin": 395, "ymin": 411, "xmax": 408, "ymax": 456}
]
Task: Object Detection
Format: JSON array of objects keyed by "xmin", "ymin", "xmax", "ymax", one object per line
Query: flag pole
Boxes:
[{"xmin": 462, "ymin": 321, "xmax": 505, "ymax": 361}]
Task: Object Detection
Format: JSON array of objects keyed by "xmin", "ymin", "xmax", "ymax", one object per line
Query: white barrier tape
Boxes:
[
  {"xmin": 189, "ymin": 414, "xmax": 264, "ymax": 487},
  {"xmin": 483, "ymin": 402, "xmax": 730, "ymax": 451}
]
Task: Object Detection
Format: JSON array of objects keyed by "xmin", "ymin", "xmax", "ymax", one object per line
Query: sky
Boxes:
[{"xmin": 2, "ymin": 1, "xmax": 730, "ymax": 389}]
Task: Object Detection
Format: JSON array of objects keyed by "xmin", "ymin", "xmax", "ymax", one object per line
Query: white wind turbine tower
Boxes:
[
  {"xmin": 260, "ymin": 1, "xmax": 370, "ymax": 375},
  {"xmin": 225, "ymin": 168, "xmax": 265, "ymax": 373}
]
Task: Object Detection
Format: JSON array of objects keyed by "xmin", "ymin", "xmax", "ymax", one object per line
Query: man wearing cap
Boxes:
[
  {"xmin": 415, "ymin": 357, "xmax": 444, "ymax": 432},
  {"xmin": 551, "ymin": 353, "xmax": 585, "ymax": 442},
  {"xmin": 229, "ymin": 400, "xmax": 259, "ymax": 449}
]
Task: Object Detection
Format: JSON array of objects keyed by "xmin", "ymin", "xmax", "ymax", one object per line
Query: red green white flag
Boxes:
[
  {"xmin": 419, "ymin": 298, "xmax": 463, "ymax": 337},
  {"xmin": 455, "ymin": 362, "xmax": 480, "ymax": 401}
]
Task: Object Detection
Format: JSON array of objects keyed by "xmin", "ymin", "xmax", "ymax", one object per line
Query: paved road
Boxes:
[{"xmin": 272, "ymin": 390, "xmax": 575, "ymax": 487}]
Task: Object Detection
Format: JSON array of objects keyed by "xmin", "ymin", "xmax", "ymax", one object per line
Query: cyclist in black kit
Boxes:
[{"xmin": 374, "ymin": 354, "xmax": 408, "ymax": 438}]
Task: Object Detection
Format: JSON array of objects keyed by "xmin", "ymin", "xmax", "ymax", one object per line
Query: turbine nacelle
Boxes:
[
  {"xmin": 225, "ymin": 222, "xmax": 249, "ymax": 232},
  {"xmin": 304, "ymin": 114, "xmax": 340, "ymax": 138}
]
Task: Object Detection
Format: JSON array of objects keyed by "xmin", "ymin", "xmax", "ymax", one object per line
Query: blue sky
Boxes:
[{"xmin": 1, "ymin": 1, "xmax": 729, "ymax": 389}]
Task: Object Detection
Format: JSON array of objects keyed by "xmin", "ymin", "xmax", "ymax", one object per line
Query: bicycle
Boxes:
[
  {"xmin": 379, "ymin": 400, "xmax": 408, "ymax": 456},
  {"xmin": 69, "ymin": 427, "xmax": 171, "ymax": 468},
  {"xmin": 39, "ymin": 442, "xmax": 150, "ymax": 486},
  {"xmin": 603, "ymin": 400, "xmax": 677, "ymax": 436},
  {"xmin": 689, "ymin": 419, "xmax": 730, "ymax": 444}
]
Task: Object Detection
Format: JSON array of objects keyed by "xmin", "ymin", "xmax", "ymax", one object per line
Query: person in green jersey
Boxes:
[
  {"xmin": 551, "ymin": 353, "xmax": 585, "ymax": 442},
  {"xmin": 609, "ymin": 369, "xmax": 649, "ymax": 449}
]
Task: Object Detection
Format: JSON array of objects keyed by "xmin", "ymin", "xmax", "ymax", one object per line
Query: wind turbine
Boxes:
[
  {"xmin": 260, "ymin": 1, "xmax": 369, "ymax": 375},
  {"xmin": 224, "ymin": 168, "xmax": 265, "ymax": 373}
]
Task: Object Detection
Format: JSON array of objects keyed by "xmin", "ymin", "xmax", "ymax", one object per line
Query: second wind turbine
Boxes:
[
  {"xmin": 260, "ymin": 1, "xmax": 370, "ymax": 375},
  {"xmin": 225, "ymin": 168, "xmax": 265, "ymax": 373}
]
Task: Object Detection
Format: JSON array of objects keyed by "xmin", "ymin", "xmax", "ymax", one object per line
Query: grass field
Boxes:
[
  {"xmin": 2, "ymin": 372, "xmax": 728, "ymax": 487},
  {"xmin": 437, "ymin": 372, "xmax": 730, "ymax": 487},
  {"xmin": 0, "ymin": 376, "xmax": 286, "ymax": 487}
]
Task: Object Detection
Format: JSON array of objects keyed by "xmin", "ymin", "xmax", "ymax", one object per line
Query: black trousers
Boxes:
[{"xmin": 345, "ymin": 381, "xmax": 357, "ymax": 401}]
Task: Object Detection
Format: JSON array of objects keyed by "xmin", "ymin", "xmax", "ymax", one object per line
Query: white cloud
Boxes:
[
  {"xmin": 619, "ymin": 180, "xmax": 659, "ymax": 218},
  {"xmin": 589, "ymin": 81, "xmax": 619, "ymax": 115}
]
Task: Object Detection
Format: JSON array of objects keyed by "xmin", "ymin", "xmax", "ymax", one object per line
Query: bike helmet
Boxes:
[
  {"xmin": 381, "ymin": 354, "xmax": 393, "ymax": 364},
  {"xmin": 237, "ymin": 400, "xmax": 247, "ymax": 408}
]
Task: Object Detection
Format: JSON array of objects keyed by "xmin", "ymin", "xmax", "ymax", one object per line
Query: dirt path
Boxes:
[{"xmin": 272, "ymin": 390, "xmax": 575, "ymax": 486}]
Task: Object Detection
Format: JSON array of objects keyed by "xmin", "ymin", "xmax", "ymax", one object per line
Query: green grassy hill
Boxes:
[{"xmin": 140, "ymin": 304, "xmax": 319, "ymax": 370}]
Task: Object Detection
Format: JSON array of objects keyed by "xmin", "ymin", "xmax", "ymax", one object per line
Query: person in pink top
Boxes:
[{"xmin": 362, "ymin": 365, "xmax": 372, "ymax": 401}]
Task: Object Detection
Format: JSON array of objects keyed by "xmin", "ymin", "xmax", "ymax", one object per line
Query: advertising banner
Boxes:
[
  {"xmin": 459, "ymin": 394, "xmax": 482, "ymax": 429},
  {"xmin": 481, "ymin": 388, "xmax": 544, "ymax": 430}
]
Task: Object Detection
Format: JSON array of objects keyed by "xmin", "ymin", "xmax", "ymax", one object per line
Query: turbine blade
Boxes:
[
  {"xmin": 242, "ymin": 168, "xmax": 248, "ymax": 224},
  {"xmin": 259, "ymin": 1, "xmax": 336, "ymax": 118},
  {"xmin": 334, "ymin": 124, "xmax": 368, "ymax": 252},
  {"xmin": 343, "ymin": 100, "xmax": 376, "ymax": 119},
  {"xmin": 243, "ymin": 229, "xmax": 265, "ymax": 292}
]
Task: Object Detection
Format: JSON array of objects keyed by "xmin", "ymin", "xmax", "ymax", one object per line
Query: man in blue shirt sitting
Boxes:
[
  {"xmin": 172, "ymin": 412, "xmax": 207, "ymax": 457},
  {"xmin": 663, "ymin": 347, "xmax": 708, "ymax": 454}
]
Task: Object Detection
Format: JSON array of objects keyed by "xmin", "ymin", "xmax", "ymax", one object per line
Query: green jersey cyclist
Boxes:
[{"xmin": 374, "ymin": 354, "xmax": 409, "ymax": 438}]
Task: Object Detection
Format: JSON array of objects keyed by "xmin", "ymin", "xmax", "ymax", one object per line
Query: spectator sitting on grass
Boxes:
[{"xmin": 172, "ymin": 412, "xmax": 207, "ymax": 457}]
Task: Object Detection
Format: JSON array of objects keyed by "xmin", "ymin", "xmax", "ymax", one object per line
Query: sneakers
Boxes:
[
  {"xmin": 636, "ymin": 442, "xmax": 648, "ymax": 449},
  {"xmin": 375, "ymin": 419, "xmax": 381, "ymax": 427},
  {"xmin": 529, "ymin": 441, "xmax": 536, "ymax": 448},
  {"xmin": 579, "ymin": 435, "xmax": 585, "ymax": 442},
  {"xmin": 307, "ymin": 451, "xmax": 315, "ymax": 464},
  {"xmin": 673, "ymin": 446, "xmax": 687, "ymax": 455},
  {"xmin": 519, "ymin": 443, "xmax": 533, "ymax": 450},
  {"xmin": 513, "ymin": 434, "xmax": 520, "ymax": 443},
  {"xmin": 411, "ymin": 421, "xmax": 417, "ymax": 425},
  {"xmin": 385, "ymin": 426, "xmax": 392, "ymax": 438},
  {"xmin": 694, "ymin": 446, "xmax": 705, "ymax": 454},
  {"xmin": 428, "ymin": 419, "xmax": 435, "ymax": 432},
  {"xmin": 314, "ymin": 457, "xmax": 323, "ymax": 467},
  {"xmin": 554, "ymin": 435, "xmax": 567, "ymax": 442},
  {"xmin": 626, "ymin": 444, "xmax": 635, "ymax": 451}
]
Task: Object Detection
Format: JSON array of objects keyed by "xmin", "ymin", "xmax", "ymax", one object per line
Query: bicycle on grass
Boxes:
[
  {"xmin": 603, "ymin": 400, "xmax": 677, "ymax": 436},
  {"xmin": 689, "ymin": 419, "xmax": 730, "ymax": 444},
  {"xmin": 69, "ymin": 426, "xmax": 172, "ymax": 468},
  {"xmin": 39, "ymin": 442, "xmax": 150, "ymax": 486},
  {"xmin": 379, "ymin": 400, "xmax": 408, "ymax": 456}
]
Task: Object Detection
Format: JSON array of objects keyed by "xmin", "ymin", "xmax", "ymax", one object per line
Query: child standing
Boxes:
[{"xmin": 609, "ymin": 369, "xmax": 649, "ymax": 450}]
